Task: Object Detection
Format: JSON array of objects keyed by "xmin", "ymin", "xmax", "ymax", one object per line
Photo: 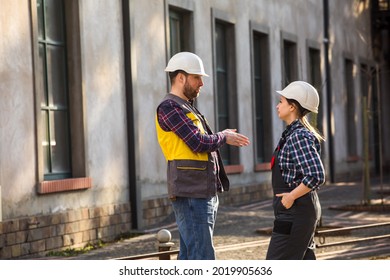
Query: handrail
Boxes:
[
  {"xmin": 114, "ymin": 222, "xmax": 390, "ymax": 260},
  {"xmin": 316, "ymin": 221, "xmax": 390, "ymax": 235},
  {"xmin": 316, "ymin": 234, "xmax": 390, "ymax": 248},
  {"xmin": 316, "ymin": 221, "xmax": 390, "ymax": 247},
  {"xmin": 115, "ymin": 249, "xmax": 180, "ymax": 260}
]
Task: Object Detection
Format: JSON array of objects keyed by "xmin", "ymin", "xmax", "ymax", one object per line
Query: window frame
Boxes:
[
  {"xmin": 37, "ymin": 0, "xmax": 72, "ymax": 180},
  {"xmin": 31, "ymin": 0, "xmax": 91, "ymax": 194},
  {"xmin": 167, "ymin": 7, "xmax": 194, "ymax": 57},
  {"xmin": 306, "ymin": 40, "xmax": 324, "ymax": 135},
  {"xmin": 280, "ymin": 31, "xmax": 298, "ymax": 87},
  {"xmin": 211, "ymin": 9, "xmax": 240, "ymax": 171},
  {"xmin": 250, "ymin": 22, "xmax": 273, "ymax": 171},
  {"xmin": 164, "ymin": 3, "xmax": 195, "ymax": 92}
]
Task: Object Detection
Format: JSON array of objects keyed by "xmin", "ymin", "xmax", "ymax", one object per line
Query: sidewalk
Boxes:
[{"xmin": 66, "ymin": 177, "xmax": 390, "ymax": 260}]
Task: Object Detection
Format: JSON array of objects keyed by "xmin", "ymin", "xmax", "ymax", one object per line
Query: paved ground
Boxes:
[{"xmin": 63, "ymin": 176, "xmax": 390, "ymax": 260}]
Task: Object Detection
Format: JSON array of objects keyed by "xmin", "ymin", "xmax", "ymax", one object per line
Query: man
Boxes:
[{"xmin": 155, "ymin": 52, "xmax": 250, "ymax": 259}]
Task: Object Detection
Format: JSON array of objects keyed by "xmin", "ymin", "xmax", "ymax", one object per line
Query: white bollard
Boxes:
[{"xmin": 156, "ymin": 229, "xmax": 174, "ymax": 260}]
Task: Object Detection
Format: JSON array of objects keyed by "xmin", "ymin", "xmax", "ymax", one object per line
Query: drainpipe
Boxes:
[
  {"xmin": 122, "ymin": 0, "xmax": 138, "ymax": 229},
  {"xmin": 0, "ymin": 185, "xmax": 2, "ymax": 222},
  {"xmin": 323, "ymin": 0, "xmax": 335, "ymax": 182}
]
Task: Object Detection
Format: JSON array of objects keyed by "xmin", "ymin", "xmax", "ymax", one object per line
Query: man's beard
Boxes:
[{"xmin": 183, "ymin": 81, "xmax": 200, "ymax": 100}]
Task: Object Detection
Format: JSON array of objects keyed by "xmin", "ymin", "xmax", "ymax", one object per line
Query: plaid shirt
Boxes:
[
  {"xmin": 157, "ymin": 98, "xmax": 226, "ymax": 153},
  {"xmin": 277, "ymin": 120, "xmax": 325, "ymax": 189}
]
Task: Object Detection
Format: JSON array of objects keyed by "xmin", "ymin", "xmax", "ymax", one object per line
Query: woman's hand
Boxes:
[
  {"xmin": 276, "ymin": 192, "xmax": 295, "ymax": 209},
  {"xmin": 275, "ymin": 183, "xmax": 312, "ymax": 209}
]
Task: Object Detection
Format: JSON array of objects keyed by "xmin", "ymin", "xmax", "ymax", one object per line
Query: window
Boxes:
[
  {"xmin": 281, "ymin": 34, "xmax": 298, "ymax": 87},
  {"xmin": 214, "ymin": 20, "xmax": 239, "ymax": 167},
  {"xmin": 252, "ymin": 30, "xmax": 272, "ymax": 168},
  {"xmin": 168, "ymin": 7, "xmax": 193, "ymax": 57},
  {"xmin": 308, "ymin": 47, "xmax": 323, "ymax": 133},
  {"xmin": 166, "ymin": 5, "xmax": 194, "ymax": 94},
  {"xmin": 345, "ymin": 58, "xmax": 357, "ymax": 158},
  {"xmin": 37, "ymin": 0, "xmax": 71, "ymax": 180},
  {"xmin": 33, "ymin": 0, "xmax": 90, "ymax": 193}
]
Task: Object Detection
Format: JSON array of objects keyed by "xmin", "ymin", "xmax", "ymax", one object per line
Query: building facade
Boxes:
[{"xmin": 0, "ymin": 0, "xmax": 388, "ymax": 259}]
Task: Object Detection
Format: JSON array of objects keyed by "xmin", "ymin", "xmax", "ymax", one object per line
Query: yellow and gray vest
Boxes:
[{"xmin": 156, "ymin": 94, "xmax": 229, "ymax": 199}]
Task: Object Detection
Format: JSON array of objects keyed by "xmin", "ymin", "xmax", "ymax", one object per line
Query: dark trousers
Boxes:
[{"xmin": 266, "ymin": 191, "xmax": 320, "ymax": 260}]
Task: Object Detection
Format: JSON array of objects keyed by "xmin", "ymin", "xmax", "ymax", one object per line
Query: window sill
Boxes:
[
  {"xmin": 224, "ymin": 164, "xmax": 244, "ymax": 174},
  {"xmin": 254, "ymin": 162, "xmax": 271, "ymax": 172},
  {"xmin": 37, "ymin": 177, "xmax": 92, "ymax": 194},
  {"xmin": 346, "ymin": 155, "xmax": 360, "ymax": 163}
]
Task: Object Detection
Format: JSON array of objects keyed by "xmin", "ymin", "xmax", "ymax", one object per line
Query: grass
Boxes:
[
  {"xmin": 46, "ymin": 240, "xmax": 105, "ymax": 257},
  {"xmin": 45, "ymin": 232, "xmax": 145, "ymax": 257}
]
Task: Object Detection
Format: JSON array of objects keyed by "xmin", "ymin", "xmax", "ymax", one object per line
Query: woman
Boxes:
[{"xmin": 266, "ymin": 81, "xmax": 326, "ymax": 260}]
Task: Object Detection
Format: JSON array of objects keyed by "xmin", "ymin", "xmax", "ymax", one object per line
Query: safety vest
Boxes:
[{"xmin": 156, "ymin": 94, "xmax": 229, "ymax": 199}]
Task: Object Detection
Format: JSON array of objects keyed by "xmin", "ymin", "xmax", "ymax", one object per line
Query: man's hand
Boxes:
[{"xmin": 222, "ymin": 129, "xmax": 250, "ymax": 147}]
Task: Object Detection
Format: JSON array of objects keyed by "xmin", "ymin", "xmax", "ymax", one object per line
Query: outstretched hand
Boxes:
[{"xmin": 222, "ymin": 129, "xmax": 250, "ymax": 147}]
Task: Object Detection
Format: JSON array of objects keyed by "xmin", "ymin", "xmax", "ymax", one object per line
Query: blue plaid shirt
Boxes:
[{"xmin": 277, "ymin": 120, "xmax": 325, "ymax": 190}]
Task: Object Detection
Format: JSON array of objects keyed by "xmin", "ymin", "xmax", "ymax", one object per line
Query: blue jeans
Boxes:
[{"xmin": 171, "ymin": 196, "xmax": 219, "ymax": 260}]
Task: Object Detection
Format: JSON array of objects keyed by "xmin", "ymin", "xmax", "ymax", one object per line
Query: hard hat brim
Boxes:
[{"xmin": 164, "ymin": 68, "xmax": 209, "ymax": 77}]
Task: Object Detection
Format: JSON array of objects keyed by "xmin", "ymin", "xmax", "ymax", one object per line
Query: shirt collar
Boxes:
[{"xmin": 283, "ymin": 119, "xmax": 302, "ymax": 138}]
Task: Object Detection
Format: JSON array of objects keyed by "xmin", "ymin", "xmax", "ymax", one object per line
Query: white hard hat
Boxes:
[
  {"xmin": 276, "ymin": 81, "xmax": 319, "ymax": 113},
  {"xmin": 165, "ymin": 52, "xmax": 209, "ymax": 77}
]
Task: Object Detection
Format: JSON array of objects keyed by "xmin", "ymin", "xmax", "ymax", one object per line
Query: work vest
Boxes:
[{"xmin": 156, "ymin": 94, "xmax": 229, "ymax": 199}]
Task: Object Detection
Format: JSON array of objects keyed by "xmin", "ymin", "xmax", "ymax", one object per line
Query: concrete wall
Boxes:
[
  {"xmin": 0, "ymin": 0, "xmax": 129, "ymax": 219},
  {"xmin": 329, "ymin": 0, "xmax": 373, "ymax": 176},
  {"xmin": 0, "ymin": 1, "xmax": 40, "ymax": 219},
  {"xmin": 78, "ymin": 0, "xmax": 129, "ymax": 208}
]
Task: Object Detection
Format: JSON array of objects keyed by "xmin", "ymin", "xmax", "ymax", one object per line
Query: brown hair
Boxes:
[{"xmin": 169, "ymin": 70, "xmax": 188, "ymax": 84}]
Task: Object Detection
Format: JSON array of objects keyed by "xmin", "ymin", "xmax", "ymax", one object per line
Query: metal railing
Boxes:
[
  {"xmin": 115, "ymin": 221, "xmax": 390, "ymax": 259},
  {"xmin": 315, "ymin": 221, "xmax": 390, "ymax": 248},
  {"xmin": 115, "ymin": 229, "xmax": 179, "ymax": 260}
]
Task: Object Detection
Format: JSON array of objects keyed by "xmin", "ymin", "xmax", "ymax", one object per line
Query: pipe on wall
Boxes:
[
  {"xmin": 323, "ymin": 0, "xmax": 335, "ymax": 182},
  {"xmin": 122, "ymin": 0, "xmax": 138, "ymax": 229}
]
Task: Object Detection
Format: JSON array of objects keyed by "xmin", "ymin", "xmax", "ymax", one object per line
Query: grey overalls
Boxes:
[{"xmin": 266, "ymin": 137, "xmax": 321, "ymax": 260}]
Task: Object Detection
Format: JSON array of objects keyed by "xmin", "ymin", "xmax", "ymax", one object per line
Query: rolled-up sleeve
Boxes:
[{"xmin": 290, "ymin": 133, "xmax": 325, "ymax": 189}]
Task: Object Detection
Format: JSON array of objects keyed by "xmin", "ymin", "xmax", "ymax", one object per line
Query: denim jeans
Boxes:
[{"xmin": 171, "ymin": 196, "xmax": 219, "ymax": 260}]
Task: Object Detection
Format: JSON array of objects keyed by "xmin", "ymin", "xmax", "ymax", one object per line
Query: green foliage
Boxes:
[
  {"xmin": 46, "ymin": 240, "xmax": 105, "ymax": 257},
  {"xmin": 46, "ymin": 232, "xmax": 145, "ymax": 257}
]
